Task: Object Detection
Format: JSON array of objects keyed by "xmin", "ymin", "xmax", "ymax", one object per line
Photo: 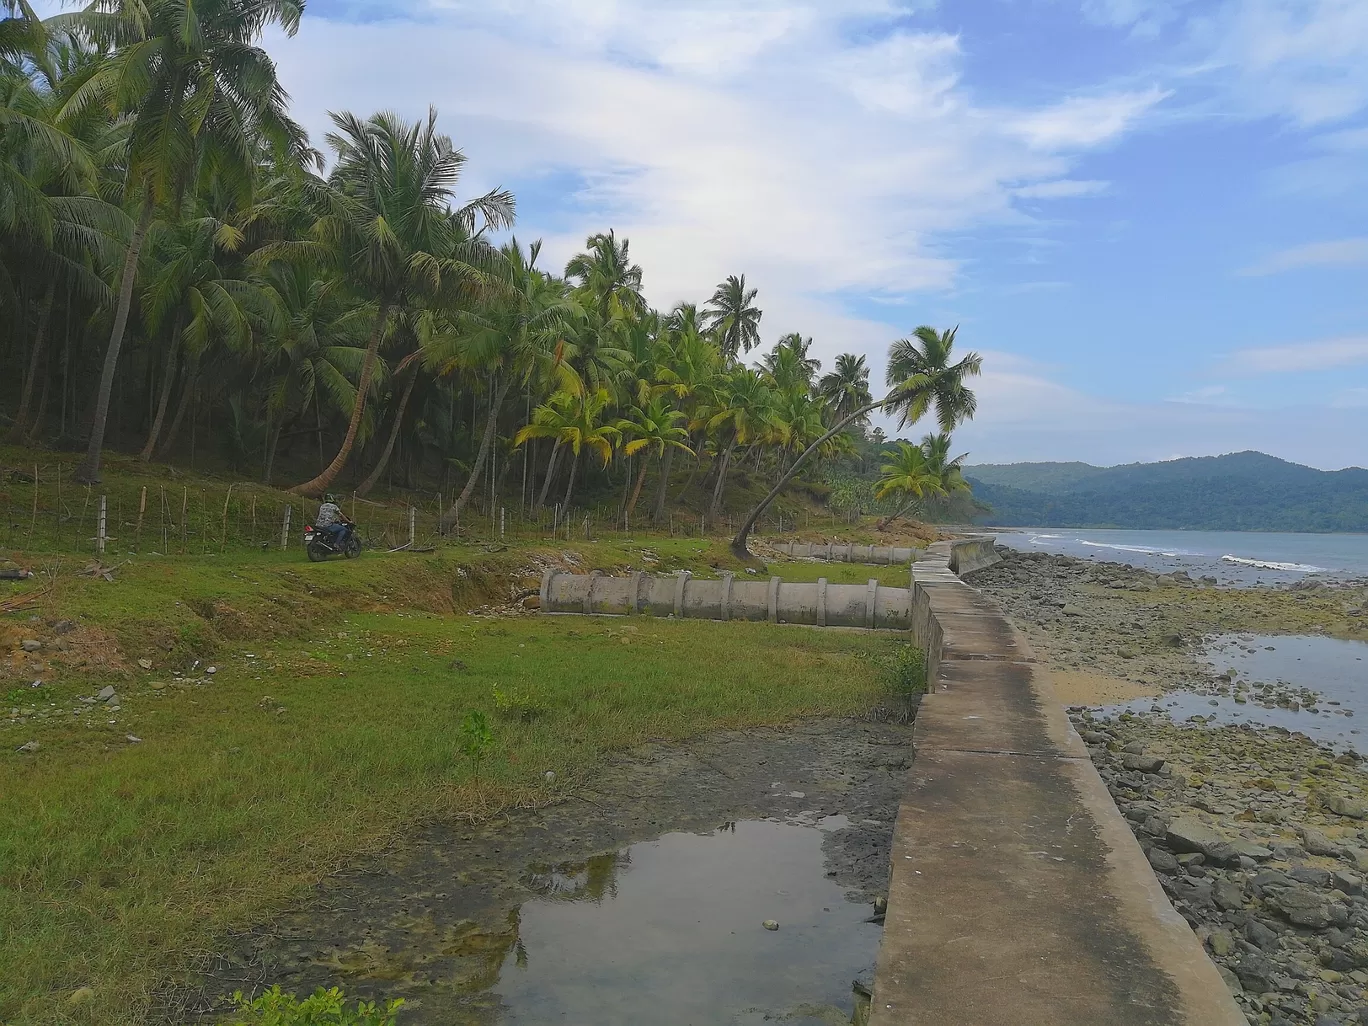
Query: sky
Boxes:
[{"xmin": 75, "ymin": 0, "xmax": 1368, "ymax": 467}]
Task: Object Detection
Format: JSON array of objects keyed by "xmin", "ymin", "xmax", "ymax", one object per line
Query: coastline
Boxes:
[{"xmin": 975, "ymin": 550, "xmax": 1368, "ymax": 1026}]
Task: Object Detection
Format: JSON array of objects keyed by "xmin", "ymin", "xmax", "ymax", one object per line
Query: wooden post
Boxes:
[
  {"xmin": 280, "ymin": 504, "xmax": 291, "ymax": 550},
  {"xmin": 97, "ymin": 494, "xmax": 107, "ymax": 556},
  {"xmin": 251, "ymin": 493, "xmax": 257, "ymax": 545},
  {"xmin": 408, "ymin": 506, "xmax": 416, "ymax": 548},
  {"xmin": 500, "ymin": 507, "xmax": 505, "ymax": 541},
  {"xmin": 136, "ymin": 486, "xmax": 146, "ymax": 548},
  {"xmin": 220, "ymin": 485, "xmax": 233, "ymax": 553},
  {"xmin": 180, "ymin": 487, "xmax": 188, "ymax": 554}
]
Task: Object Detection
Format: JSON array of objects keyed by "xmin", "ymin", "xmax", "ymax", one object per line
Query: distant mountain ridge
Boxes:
[{"xmin": 965, "ymin": 451, "xmax": 1368, "ymax": 532}]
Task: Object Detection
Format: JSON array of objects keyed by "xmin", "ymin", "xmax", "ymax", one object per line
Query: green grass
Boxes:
[{"xmin": 0, "ymin": 545, "xmax": 901, "ymax": 1026}]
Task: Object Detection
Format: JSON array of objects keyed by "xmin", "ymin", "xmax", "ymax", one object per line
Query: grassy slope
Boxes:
[{"xmin": 0, "ymin": 533, "xmax": 909, "ymax": 1026}]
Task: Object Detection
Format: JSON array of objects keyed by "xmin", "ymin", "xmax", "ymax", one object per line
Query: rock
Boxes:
[
  {"xmin": 206, "ymin": 666, "xmax": 217, "ymax": 675},
  {"xmin": 1274, "ymin": 888, "xmax": 1333, "ymax": 929},
  {"xmin": 52, "ymin": 620, "xmax": 76, "ymax": 635},
  {"xmin": 1061, "ymin": 605, "xmax": 1085, "ymax": 617},
  {"xmin": 20, "ymin": 639, "xmax": 41, "ymax": 652},
  {"xmin": 66, "ymin": 987, "xmax": 95, "ymax": 1007},
  {"xmin": 1208, "ymin": 928, "xmax": 1236, "ymax": 956},
  {"xmin": 96, "ymin": 686, "xmax": 116, "ymax": 701},
  {"xmin": 522, "ymin": 594, "xmax": 542, "ymax": 610},
  {"xmin": 1121, "ymin": 754, "xmax": 1165, "ymax": 773},
  {"xmin": 1217, "ymin": 965, "xmax": 1242, "ymax": 994},
  {"xmin": 1290, "ymin": 866, "xmax": 1333, "ymax": 888},
  {"xmin": 1333, "ymin": 870, "xmax": 1362, "ymax": 894},
  {"xmin": 1161, "ymin": 632, "xmax": 1185, "ymax": 647},
  {"xmin": 15, "ymin": 741, "xmax": 40, "ymax": 754},
  {"xmin": 762, "ymin": 920, "xmax": 779, "ymax": 931},
  {"xmin": 1122, "ymin": 741, "xmax": 1145, "ymax": 755},
  {"xmin": 1235, "ymin": 956, "xmax": 1277, "ymax": 994},
  {"xmin": 543, "ymin": 771, "xmax": 556, "ymax": 783},
  {"xmin": 126, "ymin": 735, "xmax": 142, "ymax": 744},
  {"xmin": 873, "ymin": 896, "xmax": 888, "ymax": 914},
  {"xmin": 1326, "ymin": 795, "xmax": 1367, "ymax": 819},
  {"xmin": 1246, "ymin": 920, "xmax": 1280, "ymax": 950},
  {"xmin": 1165, "ymin": 817, "xmax": 1238, "ymax": 864},
  {"xmin": 1302, "ymin": 826, "xmax": 1341, "ymax": 857},
  {"xmin": 137, "ymin": 658, "xmax": 153, "ymax": 670},
  {"xmin": 1147, "ymin": 848, "xmax": 1180, "ymax": 873},
  {"xmin": 150, "ymin": 681, "xmax": 167, "ymax": 690},
  {"xmin": 1213, "ymin": 878, "xmax": 1246, "ymax": 911},
  {"xmin": 1232, "ymin": 840, "xmax": 1273, "ymax": 860}
]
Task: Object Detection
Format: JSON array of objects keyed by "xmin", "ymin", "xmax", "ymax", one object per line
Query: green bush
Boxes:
[
  {"xmin": 219, "ymin": 986, "xmax": 403, "ymax": 1026},
  {"xmin": 884, "ymin": 644, "xmax": 927, "ymax": 700}
]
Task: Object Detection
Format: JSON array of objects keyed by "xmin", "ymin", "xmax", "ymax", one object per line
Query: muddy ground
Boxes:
[{"xmin": 179, "ymin": 717, "xmax": 911, "ymax": 1024}]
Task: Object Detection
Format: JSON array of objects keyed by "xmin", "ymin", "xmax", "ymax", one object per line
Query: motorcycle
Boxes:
[{"xmin": 304, "ymin": 522, "xmax": 362, "ymax": 562}]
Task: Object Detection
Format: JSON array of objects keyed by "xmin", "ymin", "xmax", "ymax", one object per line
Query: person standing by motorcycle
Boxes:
[{"xmin": 315, "ymin": 494, "xmax": 352, "ymax": 549}]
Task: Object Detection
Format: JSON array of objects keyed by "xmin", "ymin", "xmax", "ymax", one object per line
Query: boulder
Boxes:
[
  {"xmin": 1326, "ymin": 795, "xmax": 1367, "ymax": 820},
  {"xmin": 1273, "ymin": 888, "xmax": 1333, "ymax": 929},
  {"xmin": 1165, "ymin": 817, "xmax": 1238, "ymax": 865},
  {"xmin": 1301, "ymin": 826, "xmax": 1342, "ymax": 858},
  {"xmin": 1121, "ymin": 754, "xmax": 1166, "ymax": 773}
]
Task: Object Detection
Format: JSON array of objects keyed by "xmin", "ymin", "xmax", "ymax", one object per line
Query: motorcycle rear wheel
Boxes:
[
  {"xmin": 306, "ymin": 540, "xmax": 329, "ymax": 562},
  {"xmin": 344, "ymin": 535, "xmax": 362, "ymax": 559}
]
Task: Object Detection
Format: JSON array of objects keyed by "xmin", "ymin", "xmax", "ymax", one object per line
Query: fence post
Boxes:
[
  {"xmin": 500, "ymin": 506, "xmax": 506, "ymax": 541},
  {"xmin": 409, "ymin": 506, "xmax": 416, "ymax": 548},
  {"xmin": 136, "ymin": 486, "xmax": 147, "ymax": 549},
  {"xmin": 97, "ymin": 495, "xmax": 107, "ymax": 556},
  {"xmin": 280, "ymin": 504, "xmax": 292, "ymax": 550}
]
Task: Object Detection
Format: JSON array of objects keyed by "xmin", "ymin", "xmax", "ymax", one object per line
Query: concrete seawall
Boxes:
[
  {"xmin": 772, "ymin": 541, "xmax": 923, "ymax": 564},
  {"xmin": 539, "ymin": 569, "xmax": 912, "ymax": 630},
  {"xmin": 869, "ymin": 541, "xmax": 1245, "ymax": 1025}
]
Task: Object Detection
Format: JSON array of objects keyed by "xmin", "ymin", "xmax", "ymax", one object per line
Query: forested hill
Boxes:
[{"xmin": 965, "ymin": 452, "xmax": 1368, "ymax": 532}]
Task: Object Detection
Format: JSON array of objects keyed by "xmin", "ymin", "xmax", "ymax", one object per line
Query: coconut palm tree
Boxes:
[
  {"xmin": 884, "ymin": 325, "xmax": 982, "ymax": 431},
  {"xmin": 650, "ymin": 302, "xmax": 719, "ymax": 522},
  {"xmin": 435, "ymin": 238, "xmax": 575, "ymax": 529},
  {"xmin": 66, "ymin": 0, "xmax": 314, "ymax": 483},
  {"xmin": 704, "ymin": 273, "xmax": 761, "ymax": 362},
  {"xmin": 816, "ymin": 353, "xmax": 872, "ymax": 427},
  {"xmin": 284, "ymin": 107, "xmax": 514, "ymax": 496},
  {"xmin": 617, "ymin": 396, "xmax": 692, "ymax": 522},
  {"xmin": 698, "ymin": 367, "xmax": 774, "ymax": 523},
  {"xmin": 730, "ymin": 327, "xmax": 981, "ymax": 557},
  {"xmin": 761, "ymin": 333, "xmax": 820, "ymax": 395},
  {"xmin": 515, "ymin": 388, "xmax": 620, "ymax": 510},
  {"xmin": 874, "ymin": 440, "xmax": 942, "ymax": 530}
]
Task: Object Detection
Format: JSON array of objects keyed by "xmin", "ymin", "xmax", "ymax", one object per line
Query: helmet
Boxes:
[{"xmin": 324, "ymin": 493, "xmax": 339, "ymax": 504}]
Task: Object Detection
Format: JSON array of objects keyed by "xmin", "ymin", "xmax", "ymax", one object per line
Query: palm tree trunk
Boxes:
[
  {"xmin": 7, "ymin": 280, "xmax": 56, "ymax": 442},
  {"xmin": 624, "ymin": 455, "xmax": 651, "ymax": 521},
  {"xmin": 357, "ymin": 367, "xmax": 419, "ymax": 497},
  {"xmin": 650, "ymin": 444, "xmax": 675, "ymax": 522},
  {"xmin": 561, "ymin": 447, "xmax": 581, "ymax": 508},
  {"xmin": 877, "ymin": 498, "xmax": 915, "ymax": 532},
  {"xmin": 26, "ymin": 346, "xmax": 52, "ymax": 444},
  {"xmin": 708, "ymin": 435, "xmax": 737, "ymax": 523},
  {"xmin": 157, "ymin": 354, "xmax": 199, "ymax": 459},
  {"xmin": 262, "ymin": 416, "xmax": 284, "ymax": 485},
  {"xmin": 74, "ymin": 195, "xmax": 155, "ymax": 484},
  {"xmin": 731, "ymin": 397, "xmax": 887, "ymax": 557},
  {"xmin": 139, "ymin": 314, "xmax": 183, "ymax": 460},
  {"xmin": 535, "ymin": 439, "xmax": 562, "ymax": 510},
  {"xmin": 291, "ymin": 301, "xmax": 392, "ymax": 497},
  {"xmin": 441, "ymin": 372, "xmax": 513, "ymax": 531}
]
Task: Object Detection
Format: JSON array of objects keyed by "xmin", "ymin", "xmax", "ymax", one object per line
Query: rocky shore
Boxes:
[{"xmin": 974, "ymin": 550, "xmax": 1368, "ymax": 1025}]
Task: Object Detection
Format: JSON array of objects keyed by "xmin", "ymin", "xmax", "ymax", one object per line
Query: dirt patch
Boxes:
[
  {"xmin": 1047, "ymin": 668, "xmax": 1159, "ymax": 705},
  {"xmin": 177, "ymin": 717, "xmax": 911, "ymax": 1024}
]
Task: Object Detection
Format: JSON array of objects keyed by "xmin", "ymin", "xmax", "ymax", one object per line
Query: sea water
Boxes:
[{"xmin": 998, "ymin": 528, "xmax": 1368, "ymax": 585}]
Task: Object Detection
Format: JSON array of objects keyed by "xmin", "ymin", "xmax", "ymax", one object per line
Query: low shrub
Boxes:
[{"xmin": 219, "ymin": 986, "xmax": 403, "ymax": 1026}]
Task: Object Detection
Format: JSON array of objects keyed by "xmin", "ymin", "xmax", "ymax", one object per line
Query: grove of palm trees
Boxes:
[{"xmin": 1, "ymin": 0, "xmax": 984, "ymax": 553}]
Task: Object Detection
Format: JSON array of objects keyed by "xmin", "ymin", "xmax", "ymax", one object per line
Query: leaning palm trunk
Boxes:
[
  {"xmin": 75, "ymin": 196, "xmax": 155, "ymax": 484},
  {"xmin": 291, "ymin": 301, "xmax": 392, "ymax": 497},
  {"xmin": 440, "ymin": 373, "xmax": 514, "ymax": 531},
  {"xmin": 708, "ymin": 436, "xmax": 737, "ymax": 523},
  {"xmin": 561, "ymin": 448, "xmax": 581, "ymax": 509},
  {"xmin": 7, "ymin": 281, "xmax": 55, "ymax": 443},
  {"xmin": 157, "ymin": 354, "xmax": 200, "ymax": 459},
  {"xmin": 140, "ymin": 315, "xmax": 183, "ymax": 461},
  {"xmin": 731, "ymin": 398, "xmax": 886, "ymax": 557},
  {"xmin": 876, "ymin": 497, "xmax": 918, "ymax": 532},
  {"xmin": 535, "ymin": 439, "xmax": 562, "ymax": 511},
  {"xmin": 650, "ymin": 444, "xmax": 675, "ymax": 522},
  {"xmin": 357, "ymin": 366, "xmax": 419, "ymax": 497},
  {"xmin": 624, "ymin": 456, "xmax": 651, "ymax": 521}
]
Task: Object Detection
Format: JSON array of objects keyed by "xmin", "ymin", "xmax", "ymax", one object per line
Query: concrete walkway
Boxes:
[{"xmin": 869, "ymin": 542, "xmax": 1245, "ymax": 1026}]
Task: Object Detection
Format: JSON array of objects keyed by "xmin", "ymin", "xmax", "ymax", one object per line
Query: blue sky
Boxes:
[{"xmin": 179, "ymin": 1, "xmax": 1368, "ymax": 466}]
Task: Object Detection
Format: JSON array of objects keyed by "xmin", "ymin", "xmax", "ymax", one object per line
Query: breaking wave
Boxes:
[{"xmin": 1221, "ymin": 555, "xmax": 1326, "ymax": 573}]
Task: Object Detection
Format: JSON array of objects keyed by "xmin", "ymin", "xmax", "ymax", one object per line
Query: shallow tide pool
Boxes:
[{"xmin": 483, "ymin": 816, "xmax": 879, "ymax": 1025}]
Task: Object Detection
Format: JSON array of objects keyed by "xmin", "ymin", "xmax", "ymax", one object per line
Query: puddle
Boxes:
[
  {"xmin": 185, "ymin": 719, "xmax": 909, "ymax": 1026},
  {"xmin": 489, "ymin": 817, "xmax": 877, "ymax": 1024},
  {"xmin": 1101, "ymin": 633, "xmax": 1368, "ymax": 752}
]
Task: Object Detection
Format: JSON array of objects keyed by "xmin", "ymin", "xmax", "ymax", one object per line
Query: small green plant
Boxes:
[
  {"xmin": 492, "ymin": 683, "xmax": 543, "ymax": 722},
  {"xmin": 459, "ymin": 710, "xmax": 494, "ymax": 782},
  {"xmin": 219, "ymin": 985, "xmax": 403, "ymax": 1026},
  {"xmin": 884, "ymin": 644, "xmax": 927, "ymax": 701},
  {"xmin": 5, "ymin": 687, "xmax": 31, "ymax": 704}
]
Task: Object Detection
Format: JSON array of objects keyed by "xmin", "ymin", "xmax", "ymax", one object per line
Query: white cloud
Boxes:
[
  {"xmin": 1006, "ymin": 87, "xmax": 1170, "ymax": 150},
  {"xmin": 1170, "ymin": 384, "xmax": 1229, "ymax": 403},
  {"xmin": 1223, "ymin": 336, "xmax": 1368, "ymax": 374},
  {"xmin": 1239, "ymin": 238, "xmax": 1368, "ymax": 275},
  {"xmin": 1012, "ymin": 179, "xmax": 1111, "ymax": 199}
]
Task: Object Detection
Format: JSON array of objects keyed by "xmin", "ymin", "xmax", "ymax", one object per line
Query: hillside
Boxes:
[{"xmin": 965, "ymin": 451, "xmax": 1368, "ymax": 532}]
